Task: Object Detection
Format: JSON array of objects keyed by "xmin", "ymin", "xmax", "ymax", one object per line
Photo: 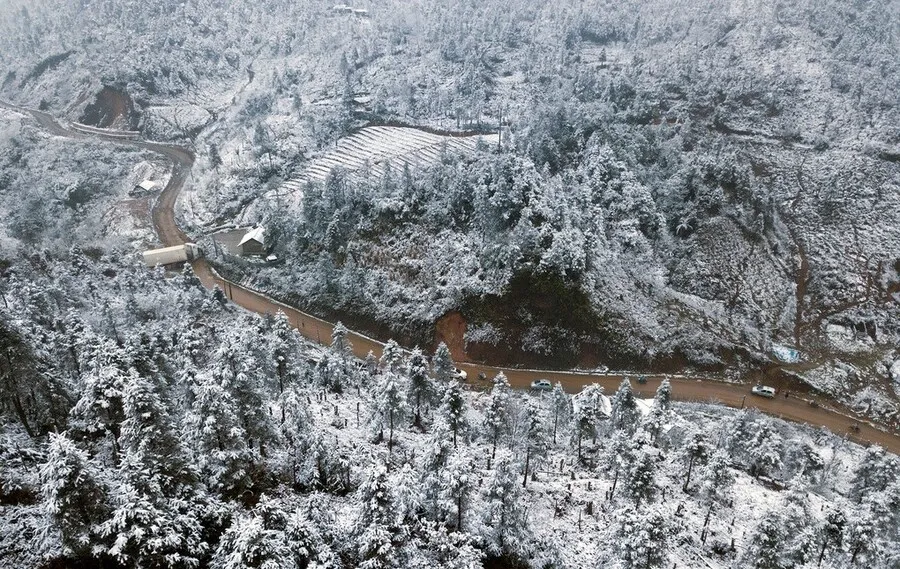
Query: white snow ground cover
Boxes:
[
  {"xmin": 267, "ymin": 126, "xmax": 499, "ymax": 209},
  {"xmin": 249, "ymin": 385, "xmax": 880, "ymax": 569},
  {"xmin": 772, "ymin": 345, "xmax": 801, "ymax": 364}
]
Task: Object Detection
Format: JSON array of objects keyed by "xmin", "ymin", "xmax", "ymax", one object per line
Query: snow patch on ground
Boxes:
[
  {"xmin": 850, "ymin": 386, "xmax": 900, "ymax": 424},
  {"xmin": 796, "ymin": 365, "xmax": 848, "ymax": 396},
  {"xmin": 772, "ymin": 344, "xmax": 801, "ymax": 363},
  {"xmin": 825, "ymin": 323, "xmax": 875, "ymax": 353},
  {"xmin": 464, "ymin": 322, "xmax": 503, "ymax": 347}
]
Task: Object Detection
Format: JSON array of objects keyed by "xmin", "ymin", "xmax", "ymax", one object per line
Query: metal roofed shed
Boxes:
[
  {"xmin": 239, "ymin": 226, "xmax": 266, "ymax": 256},
  {"xmin": 143, "ymin": 243, "xmax": 201, "ymax": 267},
  {"xmin": 132, "ymin": 179, "xmax": 158, "ymax": 195}
]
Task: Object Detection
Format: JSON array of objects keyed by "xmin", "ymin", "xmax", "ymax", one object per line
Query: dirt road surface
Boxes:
[{"xmin": 2, "ymin": 98, "xmax": 897, "ymax": 454}]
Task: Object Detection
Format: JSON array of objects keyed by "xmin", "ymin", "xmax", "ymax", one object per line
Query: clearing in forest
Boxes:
[{"xmin": 271, "ymin": 125, "xmax": 498, "ymax": 207}]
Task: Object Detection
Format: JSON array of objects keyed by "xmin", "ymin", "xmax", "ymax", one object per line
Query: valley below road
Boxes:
[{"xmin": 2, "ymin": 97, "xmax": 898, "ymax": 455}]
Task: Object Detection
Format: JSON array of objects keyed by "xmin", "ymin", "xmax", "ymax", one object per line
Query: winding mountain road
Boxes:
[{"xmin": 2, "ymin": 98, "xmax": 898, "ymax": 454}]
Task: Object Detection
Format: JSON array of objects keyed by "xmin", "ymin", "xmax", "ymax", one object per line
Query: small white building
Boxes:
[
  {"xmin": 239, "ymin": 226, "xmax": 266, "ymax": 256},
  {"xmin": 143, "ymin": 243, "xmax": 201, "ymax": 267},
  {"xmin": 133, "ymin": 180, "xmax": 158, "ymax": 195}
]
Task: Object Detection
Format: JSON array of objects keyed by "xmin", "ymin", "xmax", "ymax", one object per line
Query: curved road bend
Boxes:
[{"xmin": 2, "ymin": 99, "xmax": 898, "ymax": 454}]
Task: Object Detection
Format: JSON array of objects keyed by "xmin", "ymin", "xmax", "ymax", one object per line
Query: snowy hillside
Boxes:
[
  {"xmin": 0, "ymin": 3, "xmax": 899, "ymax": 567},
  {"xmin": 1, "ymin": 0, "xmax": 896, "ymax": 434},
  {"xmin": 269, "ymin": 126, "xmax": 499, "ymax": 210}
]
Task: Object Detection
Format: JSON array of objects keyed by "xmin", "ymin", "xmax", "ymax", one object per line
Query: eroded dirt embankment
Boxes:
[{"xmin": 79, "ymin": 86, "xmax": 140, "ymax": 130}]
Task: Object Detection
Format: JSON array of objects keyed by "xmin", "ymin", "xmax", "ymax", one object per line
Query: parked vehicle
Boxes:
[
  {"xmin": 531, "ymin": 379, "xmax": 552, "ymax": 391},
  {"xmin": 637, "ymin": 375, "xmax": 648, "ymax": 385},
  {"xmin": 751, "ymin": 385, "xmax": 776, "ymax": 398},
  {"xmin": 451, "ymin": 368, "xmax": 467, "ymax": 382}
]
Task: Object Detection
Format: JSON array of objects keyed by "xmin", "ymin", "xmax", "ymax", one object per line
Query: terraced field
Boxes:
[{"xmin": 271, "ymin": 126, "xmax": 499, "ymax": 208}]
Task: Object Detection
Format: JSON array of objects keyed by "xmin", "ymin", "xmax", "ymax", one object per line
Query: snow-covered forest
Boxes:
[
  {"xmin": 1, "ymin": 0, "xmax": 899, "ymax": 567},
  {"xmin": 1, "ymin": 0, "xmax": 899, "ymax": 407},
  {"xmin": 0, "ymin": 104, "xmax": 897, "ymax": 569}
]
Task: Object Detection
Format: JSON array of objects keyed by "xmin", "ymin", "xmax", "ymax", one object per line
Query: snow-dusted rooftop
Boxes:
[{"xmin": 239, "ymin": 226, "xmax": 265, "ymax": 246}]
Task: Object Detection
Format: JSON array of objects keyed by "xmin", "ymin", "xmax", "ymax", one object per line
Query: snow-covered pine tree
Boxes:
[
  {"xmin": 622, "ymin": 438, "xmax": 658, "ymax": 504},
  {"xmin": 698, "ymin": 448, "xmax": 734, "ymax": 506},
  {"xmin": 740, "ymin": 494, "xmax": 819, "ymax": 569},
  {"xmin": 442, "ymin": 451, "xmax": 475, "ymax": 531},
  {"xmin": 277, "ymin": 385, "xmax": 314, "ymax": 486},
  {"xmin": 517, "ymin": 398, "xmax": 549, "ymax": 487},
  {"xmin": 285, "ymin": 507, "xmax": 340, "ymax": 568},
  {"xmin": 845, "ymin": 506, "xmax": 877, "ymax": 565},
  {"xmin": 420, "ymin": 420, "xmax": 455, "ymax": 521},
  {"xmin": 331, "ymin": 321, "xmax": 353, "ymax": 359},
  {"xmin": 817, "ymin": 509, "xmax": 845, "ymax": 567},
  {"xmin": 779, "ymin": 488, "xmax": 819, "ymax": 566},
  {"xmin": 118, "ymin": 367, "xmax": 194, "ymax": 491},
  {"xmin": 267, "ymin": 310, "xmax": 303, "ymax": 394},
  {"xmin": 611, "ymin": 378, "xmax": 640, "ymax": 433},
  {"xmin": 484, "ymin": 373, "xmax": 512, "ymax": 460},
  {"xmin": 439, "ymin": 381, "xmax": 469, "ymax": 448},
  {"xmin": 747, "ymin": 421, "xmax": 784, "ymax": 479},
  {"xmin": 184, "ymin": 371, "xmax": 252, "ymax": 495},
  {"xmin": 432, "ymin": 341, "xmax": 455, "ymax": 383},
  {"xmin": 299, "ymin": 432, "xmax": 349, "ymax": 493},
  {"xmin": 0, "ymin": 313, "xmax": 70, "ymax": 437},
  {"xmin": 653, "ymin": 378, "xmax": 671, "ymax": 410},
  {"xmin": 213, "ymin": 508, "xmax": 292, "ymax": 569},
  {"xmin": 352, "ymin": 462, "xmax": 406, "ymax": 568},
  {"xmin": 642, "ymin": 378, "xmax": 672, "ymax": 444},
  {"xmin": 327, "ymin": 322, "xmax": 354, "ymax": 392},
  {"xmin": 380, "ymin": 339, "xmax": 404, "ymax": 374},
  {"xmin": 741, "ymin": 509, "xmax": 788, "ymax": 569},
  {"xmin": 392, "ymin": 463, "xmax": 423, "ymax": 528},
  {"xmin": 850, "ymin": 445, "xmax": 898, "ymax": 502},
  {"xmin": 610, "ymin": 505, "xmax": 669, "ymax": 569},
  {"xmin": 99, "ymin": 461, "xmax": 210, "ymax": 569},
  {"xmin": 550, "ymin": 381, "xmax": 572, "ymax": 445},
  {"xmin": 724, "ymin": 408, "xmax": 755, "ymax": 457},
  {"xmin": 69, "ymin": 343, "xmax": 129, "ymax": 461},
  {"xmin": 211, "ymin": 331, "xmax": 276, "ymax": 456},
  {"xmin": 407, "ymin": 347, "xmax": 434, "ymax": 428},
  {"xmin": 364, "ymin": 350, "xmax": 378, "ymax": 380},
  {"xmin": 39, "ymin": 433, "xmax": 109, "ymax": 558},
  {"xmin": 681, "ymin": 430, "xmax": 709, "ymax": 492},
  {"xmin": 481, "ymin": 454, "xmax": 531, "ymax": 559},
  {"xmin": 420, "ymin": 521, "xmax": 483, "ymax": 569},
  {"xmin": 571, "ymin": 383, "xmax": 603, "ymax": 461},
  {"xmin": 370, "ymin": 372, "xmax": 409, "ymax": 452}
]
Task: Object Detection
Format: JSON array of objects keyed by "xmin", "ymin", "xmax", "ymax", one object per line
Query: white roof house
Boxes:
[
  {"xmin": 239, "ymin": 226, "xmax": 266, "ymax": 255},
  {"xmin": 132, "ymin": 180, "xmax": 158, "ymax": 195},
  {"xmin": 239, "ymin": 226, "xmax": 265, "ymax": 247}
]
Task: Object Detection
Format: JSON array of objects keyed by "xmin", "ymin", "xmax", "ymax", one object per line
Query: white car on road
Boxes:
[
  {"xmin": 531, "ymin": 379, "xmax": 553, "ymax": 391},
  {"xmin": 451, "ymin": 368, "xmax": 467, "ymax": 382},
  {"xmin": 751, "ymin": 385, "xmax": 776, "ymax": 398}
]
